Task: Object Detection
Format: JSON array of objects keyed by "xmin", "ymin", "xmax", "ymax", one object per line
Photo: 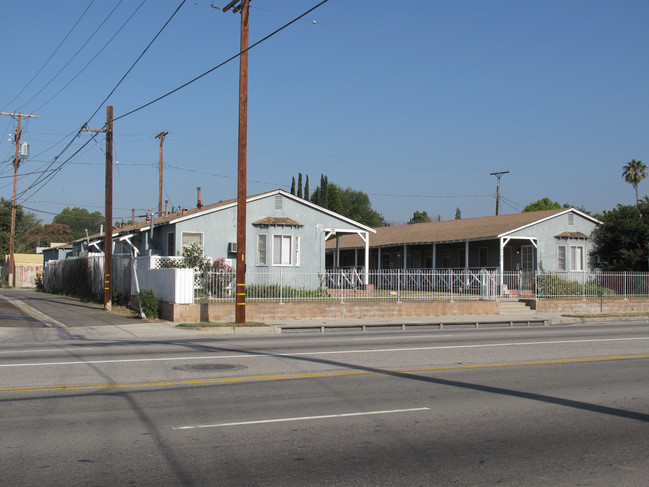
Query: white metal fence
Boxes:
[{"xmin": 192, "ymin": 268, "xmax": 649, "ymax": 302}]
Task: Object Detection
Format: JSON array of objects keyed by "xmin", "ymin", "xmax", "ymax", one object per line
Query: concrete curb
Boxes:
[{"xmin": 0, "ymin": 294, "xmax": 72, "ymax": 334}]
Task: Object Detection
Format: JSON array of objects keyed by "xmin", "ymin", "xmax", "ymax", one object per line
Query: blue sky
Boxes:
[{"xmin": 1, "ymin": 0, "xmax": 647, "ymax": 226}]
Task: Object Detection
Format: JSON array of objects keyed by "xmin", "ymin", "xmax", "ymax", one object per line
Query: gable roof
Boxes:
[
  {"xmin": 326, "ymin": 208, "xmax": 599, "ymax": 249},
  {"xmin": 82, "ymin": 189, "xmax": 374, "ymax": 244}
]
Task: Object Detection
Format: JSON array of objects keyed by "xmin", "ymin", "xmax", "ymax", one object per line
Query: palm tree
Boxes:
[{"xmin": 622, "ymin": 159, "xmax": 647, "ymax": 207}]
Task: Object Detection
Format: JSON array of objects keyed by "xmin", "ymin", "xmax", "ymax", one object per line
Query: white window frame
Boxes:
[
  {"xmin": 256, "ymin": 234, "xmax": 267, "ymax": 266},
  {"xmin": 294, "ymin": 235, "xmax": 301, "ymax": 267},
  {"xmin": 181, "ymin": 231, "xmax": 203, "ymax": 248},
  {"xmin": 272, "ymin": 234, "xmax": 293, "ymax": 266},
  {"xmin": 570, "ymin": 245, "xmax": 584, "ymax": 271},
  {"xmin": 557, "ymin": 245, "xmax": 566, "ymax": 271}
]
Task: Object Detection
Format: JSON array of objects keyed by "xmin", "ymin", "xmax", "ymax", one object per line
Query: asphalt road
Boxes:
[{"xmin": 1, "ymin": 323, "xmax": 648, "ymax": 486}]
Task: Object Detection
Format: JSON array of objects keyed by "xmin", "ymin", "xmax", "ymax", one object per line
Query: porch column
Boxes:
[
  {"xmin": 403, "ymin": 244, "xmax": 407, "ymax": 270},
  {"xmin": 378, "ymin": 248, "xmax": 382, "ymax": 270},
  {"xmin": 335, "ymin": 236, "xmax": 340, "ymax": 267},
  {"xmin": 464, "ymin": 240, "xmax": 469, "ymax": 270},
  {"xmin": 432, "ymin": 243, "xmax": 436, "ymax": 270},
  {"xmin": 363, "ymin": 231, "xmax": 370, "ymax": 285},
  {"xmin": 499, "ymin": 237, "xmax": 505, "ymax": 293},
  {"xmin": 354, "ymin": 249, "xmax": 358, "ymax": 268}
]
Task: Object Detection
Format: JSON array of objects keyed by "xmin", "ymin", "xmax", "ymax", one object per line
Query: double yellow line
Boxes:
[{"xmin": 2, "ymin": 354, "xmax": 648, "ymax": 394}]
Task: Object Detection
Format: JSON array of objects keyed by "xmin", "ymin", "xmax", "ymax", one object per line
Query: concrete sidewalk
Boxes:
[{"xmin": 0, "ymin": 288, "xmax": 583, "ymax": 340}]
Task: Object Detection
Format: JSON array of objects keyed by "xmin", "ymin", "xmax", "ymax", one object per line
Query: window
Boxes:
[
  {"xmin": 181, "ymin": 232, "xmax": 203, "ymax": 248},
  {"xmin": 557, "ymin": 245, "xmax": 566, "ymax": 271},
  {"xmin": 273, "ymin": 235, "xmax": 292, "ymax": 266},
  {"xmin": 257, "ymin": 234, "xmax": 267, "ymax": 266},
  {"xmin": 570, "ymin": 246, "xmax": 584, "ymax": 271},
  {"xmin": 167, "ymin": 232, "xmax": 175, "ymax": 256}
]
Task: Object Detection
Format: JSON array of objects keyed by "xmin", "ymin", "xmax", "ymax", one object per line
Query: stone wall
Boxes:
[{"xmin": 160, "ymin": 299, "xmax": 500, "ymax": 323}]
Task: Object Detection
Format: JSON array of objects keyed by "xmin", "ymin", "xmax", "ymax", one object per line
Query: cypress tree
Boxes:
[
  {"xmin": 290, "ymin": 177, "xmax": 295, "ymax": 195},
  {"xmin": 297, "ymin": 173, "xmax": 303, "ymax": 198}
]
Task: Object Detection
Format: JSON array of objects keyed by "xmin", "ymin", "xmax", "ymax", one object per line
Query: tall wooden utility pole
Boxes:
[
  {"xmin": 155, "ymin": 131, "xmax": 169, "ymax": 217},
  {"xmin": 82, "ymin": 106, "xmax": 114, "ymax": 311},
  {"xmin": 0, "ymin": 111, "xmax": 38, "ymax": 287},
  {"xmin": 223, "ymin": 0, "xmax": 249, "ymax": 324},
  {"xmin": 490, "ymin": 171, "xmax": 509, "ymax": 216}
]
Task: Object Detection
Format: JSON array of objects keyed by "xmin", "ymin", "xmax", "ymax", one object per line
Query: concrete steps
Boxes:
[{"xmin": 498, "ymin": 300, "xmax": 535, "ymax": 315}]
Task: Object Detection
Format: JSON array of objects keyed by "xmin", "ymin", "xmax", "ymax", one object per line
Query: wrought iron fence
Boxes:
[{"xmin": 192, "ymin": 268, "xmax": 649, "ymax": 303}]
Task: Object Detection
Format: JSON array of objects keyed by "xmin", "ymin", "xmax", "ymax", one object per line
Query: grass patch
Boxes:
[{"xmin": 176, "ymin": 322, "xmax": 268, "ymax": 328}]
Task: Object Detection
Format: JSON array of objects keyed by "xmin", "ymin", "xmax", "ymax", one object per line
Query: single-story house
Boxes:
[
  {"xmin": 326, "ymin": 208, "xmax": 601, "ymax": 274},
  {"xmin": 2, "ymin": 253, "xmax": 44, "ymax": 287},
  {"xmin": 72, "ymin": 189, "xmax": 375, "ymax": 287}
]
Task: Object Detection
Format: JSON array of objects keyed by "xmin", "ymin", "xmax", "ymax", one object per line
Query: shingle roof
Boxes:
[
  {"xmin": 554, "ymin": 231, "xmax": 589, "ymax": 239},
  {"xmin": 326, "ymin": 208, "xmax": 574, "ymax": 249}
]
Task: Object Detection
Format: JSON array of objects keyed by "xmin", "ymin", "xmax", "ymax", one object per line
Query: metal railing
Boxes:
[{"xmin": 191, "ymin": 268, "xmax": 649, "ymax": 303}]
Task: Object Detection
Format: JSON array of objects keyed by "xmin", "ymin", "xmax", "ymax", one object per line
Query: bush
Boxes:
[{"xmin": 138, "ymin": 289, "xmax": 160, "ymax": 319}]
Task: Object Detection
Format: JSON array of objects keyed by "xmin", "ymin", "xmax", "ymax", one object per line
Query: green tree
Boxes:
[
  {"xmin": 290, "ymin": 177, "xmax": 296, "ymax": 195},
  {"xmin": 304, "ymin": 175, "xmax": 310, "ymax": 200},
  {"xmin": 310, "ymin": 177, "xmax": 385, "ymax": 227},
  {"xmin": 455, "ymin": 207, "xmax": 462, "ymax": 220},
  {"xmin": 0, "ymin": 197, "xmax": 40, "ymax": 256},
  {"xmin": 592, "ymin": 202, "xmax": 649, "ymax": 271},
  {"xmin": 408, "ymin": 211, "xmax": 432, "ymax": 224},
  {"xmin": 52, "ymin": 207, "xmax": 104, "ymax": 240},
  {"xmin": 523, "ymin": 197, "xmax": 563, "ymax": 212},
  {"xmin": 297, "ymin": 173, "xmax": 303, "ymax": 199},
  {"xmin": 622, "ymin": 159, "xmax": 647, "ymax": 207},
  {"xmin": 16, "ymin": 223, "xmax": 73, "ymax": 253}
]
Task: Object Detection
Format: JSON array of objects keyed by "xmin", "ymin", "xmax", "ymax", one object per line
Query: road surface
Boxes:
[{"xmin": 1, "ymin": 322, "xmax": 648, "ymax": 486}]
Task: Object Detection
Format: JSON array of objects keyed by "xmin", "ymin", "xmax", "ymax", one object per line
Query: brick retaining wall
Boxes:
[
  {"xmin": 535, "ymin": 297, "xmax": 649, "ymax": 314},
  {"xmin": 160, "ymin": 299, "xmax": 499, "ymax": 323}
]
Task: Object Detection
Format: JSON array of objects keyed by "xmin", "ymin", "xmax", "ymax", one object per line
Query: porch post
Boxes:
[
  {"xmin": 335, "ymin": 236, "xmax": 340, "ymax": 267},
  {"xmin": 499, "ymin": 237, "xmax": 504, "ymax": 294},
  {"xmin": 464, "ymin": 240, "xmax": 469, "ymax": 270},
  {"xmin": 403, "ymin": 244, "xmax": 407, "ymax": 270},
  {"xmin": 364, "ymin": 231, "xmax": 370, "ymax": 285},
  {"xmin": 378, "ymin": 248, "xmax": 382, "ymax": 270},
  {"xmin": 432, "ymin": 243, "xmax": 436, "ymax": 270}
]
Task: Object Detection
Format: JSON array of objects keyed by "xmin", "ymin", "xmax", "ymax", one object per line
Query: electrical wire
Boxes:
[
  {"xmin": 32, "ymin": 0, "xmax": 148, "ymax": 114},
  {"xmin": 16, "ymin": 0, "xmax": 186, "ymax": 203},
  {"xmin": 1, "ymin": 0, "xmax": 96, "ymax": 112},
  {"xmin": 113, "ymin": 0, "xmax": 330, "ymax": 123},
  {"xmin": 18, "ymin": 1, "xmax": 125, "ymax": 112}
]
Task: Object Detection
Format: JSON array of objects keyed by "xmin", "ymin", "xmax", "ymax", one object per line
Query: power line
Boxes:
[
  {"xmin": 113, "ymin": 0, "xmax": 330, "ymax": 123},
  {"xmin": 1, "ymin": 0, "xmax": 96, "ymax": 112},
  {"xmin": 32, "ymin": 0, "xmax": 148, "ymax": 113},
  {"xmin": 18, "ymin": 1, "xmax": 126, "ymax": 112}
]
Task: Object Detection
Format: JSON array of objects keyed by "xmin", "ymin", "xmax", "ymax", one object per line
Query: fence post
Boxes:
[
  {"xmin": 624, "ymin": 271, "xmax": 627, "ymax": 299},
  {"xmin": 449, "ymin": 269, "xmax": 454, "ymax": 303},
  {"xmin": 280, "ymin": 268, "xmax": 283, "ymax": 305}
]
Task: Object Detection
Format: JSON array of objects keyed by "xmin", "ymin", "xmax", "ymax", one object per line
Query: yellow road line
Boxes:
[{"xmin": 2, "ymin": 354, "xmax": 648, "ymax": 394}]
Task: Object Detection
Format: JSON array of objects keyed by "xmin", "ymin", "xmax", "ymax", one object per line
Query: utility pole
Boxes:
[
  {"xmin": 490, "ymin": 171, "xmax": 509, "ymax": 216},
  {"xmin": 0, "ymin": 111, "xmax": 38, "ymax": 287},
  {"xmin": 223, "ymin": 0, "xmax": 249, "ymax": 324},
  {"xmin": 155, "ymin": 131, "xmax": 169, "ymax": 218},
  {"xmin": 82, "ymin": 106, "xmax": 113, "ymax": 311}
]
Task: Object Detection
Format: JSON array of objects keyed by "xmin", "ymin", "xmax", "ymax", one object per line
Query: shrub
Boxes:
[{"xmin": 138, "ymin": 289, "xmax": 159, "ymax": 319}]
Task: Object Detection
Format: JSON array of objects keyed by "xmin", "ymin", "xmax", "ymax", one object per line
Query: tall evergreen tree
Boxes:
[
  {"xmin": 455, "ymin": 207, "xmax": 462, "ymax": 220},
  {"xmin": 304, "ymin": 175, "xmax": 310, "ymax": 200},
  {"xmin": 297, "ymin": 173, "xmax": 303, "ymax": 198},
  {"xmin": 290, "ymin": 177, "xmax": 296, "ymax": 195}
]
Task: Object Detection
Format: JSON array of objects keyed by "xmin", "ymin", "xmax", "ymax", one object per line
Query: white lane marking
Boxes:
[
  {"xmin": 348, "ymin": 335, "xmax": 453, "ymax": 341},
  {"xmin": 1, "ymin": 336, "xmax": 649, "ymax": 368},
  {"xmin": 174, "ymin": 407, "xmax": 431, "ymax": 430}
]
